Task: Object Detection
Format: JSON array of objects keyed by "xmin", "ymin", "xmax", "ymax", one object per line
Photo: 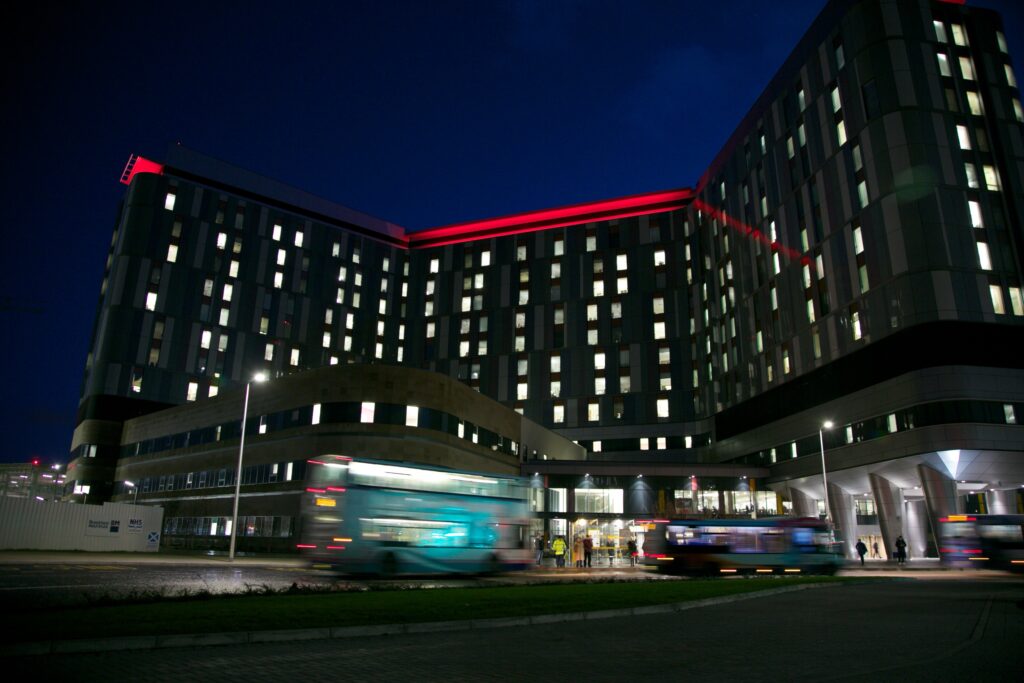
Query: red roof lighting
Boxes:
[{"xmin": 410, "ymin": 188, "xmax": 693, "ymax": 248}]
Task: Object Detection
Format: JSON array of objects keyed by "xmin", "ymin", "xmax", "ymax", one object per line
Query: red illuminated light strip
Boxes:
[
  {"xmin": 410, "ymin": 188, "xmax": 693, "ymax": 248},
  {"xmin": 120, "ymin": 155, "xmax": 165, "ymax": 185},
  {"xmin": 692, "ymin": 198, "xmax": 810, "ymax": 267}
]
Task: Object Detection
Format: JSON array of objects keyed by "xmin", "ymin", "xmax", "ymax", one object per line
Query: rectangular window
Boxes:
[
  {"xmin": 937, "ymin": 53, "xmax": 951, "ymax": 77},
  {"xmin": 965, "ymin": 163, "xmax": 979, "ymax": 189},
  {"xmin": 553, "ymin": 404, "xmax": 564, "ymax": 423},
  {"xmin": 405, "ymin": 406, "xmax": 419, "ymax": 427},
  {"xmin": 1009, "ymin": 287, "xmax": 1024, "ymax": 316},
  {"xmin": 587, "ymin": 401, "xmax": 600, "ymax": 422},
  {"xmin": 957, "ymin": 125, "xmax": 971, "ymax": 150},
  {"xmin": 959, "ymin": 57, "xmax": 974, "ymax": 81},
  {"xmin": 951, "ymin": 23, "xmax": 967, "ymax": 47},
  {"xmin": 969, "ymin": 200, "xmax": 983, "ymax": 228},
  {"xmin": 977, "ymin": 242, "xmax": 992, "ymax": 270},
  {"xmin": 186, "ymin": 381, "xmax": 198, "ymax": 402},
  {"xmin": 933, "ymin": 20, "xmax": 947, "ymax": 43},
  {"xmin": 360, "ymin": 402, "xmax": 375, "ymax": 423},
  {"xmin": 983, "ymin": 165, "xmax": 1000, "ymax": 191},
  {"xmin": 990, "ymin": 285, "xmax": 1006, "ymax": 314},
  {"xmin": 294, "ymin": 231, "xmax": 304, "ymax": 248},
  {"xmin": 145, "ymin": 291, "xmax": 158, "ymax": 311},
  {"xmin": 290, "ymin": 348, "xmax": 300, "ymax": 366},
  {"xmin": 656, "ymin": 398, "xmax": 669, "ymax": 418},
  {"xmin": 164, "ymin": 192, "xmax": 176, "ymax": 211},
  {"xmin": 166, "ymin": 244, "xmax": 178, "ymax": 263}
]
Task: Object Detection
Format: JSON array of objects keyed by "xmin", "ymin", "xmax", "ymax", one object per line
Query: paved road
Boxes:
[{"xmin": 7, "ymin": 580, "xmax": 1023, "ymax": 681}]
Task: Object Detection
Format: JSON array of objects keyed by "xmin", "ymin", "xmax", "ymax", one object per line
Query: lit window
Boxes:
[
  {"xmin": 360, "ymin": 402, "xmax": 375, "ymax": 423},
  {"xmin": 587, "ymin": 401, "xmax": 600, "ymax": 422},
  {"xmin": 937, "ymin": 53, "xmax": 951, "ymax": 77},
  {"xmin": 551, "ymin": 354, "xmax": 561, "ymax": 373},
  {"xmin": 200, "ymin": 330, "xmax": 212, "ymax": 349},
  {"xmin": 477, "ymin": 340, "xmax": 487, "ymax": 355},
  {"xmin": 859, "ymin": 264, "xmax": 869, "ymax": 293},
  {"xmin": 977, "ymin": 242, "xmax": 992, "ymax": 270},
  {"xmin": 229, "ymin": 260, "xmax": 239, "ymax": 278},
  {"xmin": 553, "ymin": 238, "xmax": 564, "ymax": 256},
  {"xmin": 551, "ymin": 380, "xmax": 561, "ymax": 398},
  {"xmin": 653, "ymin": 321, "xmax": 666, "ymax": 340},
  {"xmin": 653, "ymin": 297, "xmax": 664, "ymax": 315},
  {"xmin": 290, "ymin": 348, "xmax": 300, "ymax": 366},
  {"xmin": 312, "ymin": 403, "xmax": 321, "ymax": 425},
  {"xmin": 208, "ymin": 385, "xmax": 218, "ymax": 398},
  {"xmin": 264, "ymin": 343, "xmax": 274, "ymax": 361},
  {"xmin": 969, "ymin": 200, "xmax": 983, "ymax": 228},
  {"xmin": 222, "ymin": 283, "xmax": 233, "ymax": 302},
  {"xmin": 1014, "ymin": 99, "xmax": 1024, "ymax": 122},
  {"xmin": 217, "ymin": 233, "xmax": 227, "ymax": 250},
  {"xmin": 1009, "ymin": 287, "xmax": 1024, "ymax": 316},
  {"xmin": 459, "ymin": 341, "xmax": 470, "ymax": 357},
  {"xmin": 594, "ymin": 351, "xmax": 606, "ymax": 370},
  {"xmin": 164, "ymin": 192, "xmax": 176, "ymax": 211},
  {"xmin": 807, "ymin": 300, "xmax": 816, "ymax": 323},
  {"xmin": 616, "ymin": 277, "xmax": 628, "ymax": 294},
  {"xmin": 322, "ymin": 332, "xmax": 331, "ymax": 348},
  {"xmin": 145, "ymin": 291, "xmax": 158, "ymax": 311},
  {"xmin": 272, "ymin": 224, "xmax": 282, "ymax": 241},
  {"xmin": 593, "ymin": 280, "xmax": 605, "ymax": 297},
  {"xmin": 990, "ymin": 284, "xmax": 1005, "ymax": 314},
  {"xmin": 951, "ymin": 23, "xmax": 967, "ymax": 47},
  {"xmin": 517, "ymin": 382, "xmax": 528, "ymax": 400},
  {"xmin": 656, "ymin": 398, "xmax": 669, "ymax": 418},
  {"xmin": 294, "ymin": 231, "xmax": 304, "ymax": 248},
  {"xmin": 167, "ymin": 244, "xmax": 178, "ymax": 262},
  {"xmin": 592, "ymin": 440, "xmax": 601, "ymax": 453},
  {"xmin": 640, "ymin": 437, "xmax": 649, "ymax": 451},
  {"xmin": 551, "ymin": 262, "xmax": 561, "ymax": 279},
  {"xmin": 344, "ymin": 335, "xmax": 352, "ymax": 351},
  {"xmin": 515, "ymin": 335, "xmax": 526, "ymax": 352},
  {"xmin": 405, "ymin": 406, "xmax": 419, "ymax": 427},
  {"xmin": 616, "ymin": 254, "xmax": 628, "ymax": 271},
  {"xmin": 553, "ymin": 404, "xmax": 564, "ymax": 423},
  {"xmin": 654, "ymin": 249, "xmax": 666, "ymax": 266},
  {"xmin": 426, "ymin": 321, "xmax": 435, "ymax": 338},
  {"xmin": 966, "ymin": 91, "xmax": 984, "ymax": 115},
  {"xmin": 836, "ymin": 120, "xmax": 847, "ymax": 146},
  {"xmin": 516, "ymin": 245, "xmax": 527, "ymax": 261},
  {"xmin": 853, "ymin": 226, "xmax": 864, "ymax": 254},
  {"xmin": 965, "ymin": 163, "xmax": 979, "ymax": 189},
  {"xmin": 857, "ymin": 180, "xmax": 868, "ymax": 208},
  {"xmin": 957, "ymin": 125, "xmax": 971, "ymax": 150},
  {"xmin": 186, "ymin": 382, "xmax": 198, "ymax": 402},
  {"xmin": 852, "ymin": 310, "xmax": 862, "ymax": 340},
  {"xmin": 983, "ymin": 165, "xmax": 1000, "ymax": 191},
  {"xmin": 997, "ymin": 30, "xmax": 1008, "ymax": 53},
  {"xmin": 274, "ymin": 272, "xmax": 283, "ymax": 289},
  {"xmin": 959, "ymin": 56, "xmax": 974, "ymax": 80},
  {"xmin": 933, "ymin": 20, "xmax": 946, "ymax": 43},
  {"xmin": 830, "ymin": 86, "xmax": 841, "ymax": 113},
  {"xmin": 586, "ymin": 235, "xmax": 596, "ymax": 252},
  {"xmin": 429, "ymin": 258, "xmax": 439, "ymax": 274}
]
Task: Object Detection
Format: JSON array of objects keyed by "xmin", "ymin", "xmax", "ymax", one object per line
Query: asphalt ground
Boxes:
[{"xmin": 6, "ymin": 579, "xmax": 1023, "ymax": 681}]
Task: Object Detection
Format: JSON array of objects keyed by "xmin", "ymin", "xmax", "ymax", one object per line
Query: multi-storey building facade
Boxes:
[{"xmin": 69, "ymin": 0, "xmax": 1024, "ymax": 557}]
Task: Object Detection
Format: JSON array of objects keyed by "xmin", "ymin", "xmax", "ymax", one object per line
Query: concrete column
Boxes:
[
  {"xmin": 828, "ymin": 482, "xmax": 857, "ymax": 559},
  {"xmin": 988, "ymin": 489, "xmax": 1020, "ymax": 515},
  {"xmin": 717, "ymin": 489, "xmax": 726, "ymax": 516},
  {"xmin": 869, "ymin": 473, "xmax": 903, "ymax": 560},
  {"xmin": 788, "ymin": 487, "xmax": 818, "ymax": 518},
  {"xmin": 917, "ymin": 464, "xmax": 962, "ymax": 558},
  {"xmin": 903, "ymin": 498, "xmax": 931, "ymax": 560}
]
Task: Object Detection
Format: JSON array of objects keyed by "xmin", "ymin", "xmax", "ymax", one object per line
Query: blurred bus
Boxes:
[
  {"xmin": 938, "ymin": 514, "xmax": 1024, "ymax": 572},
  {"xmin": 299, "ymin": 455, "xmax": 532, "ymax": 575},
  {"xmin": 642, "ymin": 517, "xmax": 841, "ymax": 575}
]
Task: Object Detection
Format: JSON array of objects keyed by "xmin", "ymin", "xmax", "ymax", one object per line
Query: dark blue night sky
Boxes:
[{"xmin": 1, "ymin": 0, "xmax": 1021, "ymax": 465}]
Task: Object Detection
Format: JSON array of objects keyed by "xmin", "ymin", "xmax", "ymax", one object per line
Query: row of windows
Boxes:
[
  {"xmin": 731, "ymin": 400, "xmax": 1021, "ymax": 466},
  {"xmin": 121, "ymin": 402, "xmax": 520, "ymax": 460},
  {"xmin": 117, "ymin": 460, "xmax": 303, "ymax": 494},
  {"xmin": 163, "ymin": 515, "xmax": 294, "ymax": 538}
]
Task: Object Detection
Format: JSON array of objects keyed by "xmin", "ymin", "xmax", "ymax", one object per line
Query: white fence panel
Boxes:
[{"xmin": 0, "ymin": 498, "xmax": 163, "ymax": 552}]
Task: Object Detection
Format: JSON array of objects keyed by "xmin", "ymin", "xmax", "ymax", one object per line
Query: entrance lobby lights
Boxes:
[
  {"xmin": 819, "ymin": 420, "xmax": 834, "ymax": 525},
  {"xmin": 229, "ymin": 372, "xmax": 268, "ymax": 561}
]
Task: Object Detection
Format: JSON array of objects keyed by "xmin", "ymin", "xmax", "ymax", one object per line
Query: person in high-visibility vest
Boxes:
[{"xmin": 551, "ymin": 536, "xmax": 567, "ymax": 567}]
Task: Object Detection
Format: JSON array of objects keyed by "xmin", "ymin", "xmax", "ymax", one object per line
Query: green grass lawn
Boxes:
[{"xmin": 11, "ymin": 576, "xmax": 847, "ymax": 643}]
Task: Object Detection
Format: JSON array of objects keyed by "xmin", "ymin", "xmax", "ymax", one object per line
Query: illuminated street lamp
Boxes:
[
  {"xmin": 819, "ymin": 420, "xmax": 834, "ymax": 525},
  {"xmin": 125, "ymin": 480, "xmax": 138, "ymax": 505},
  {"xmin": 229, "ymin": 372, "xmax": 268, "ymax": 561}
]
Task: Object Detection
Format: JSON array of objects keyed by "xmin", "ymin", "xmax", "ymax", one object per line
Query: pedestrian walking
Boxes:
[
  {"xmin": 552, "ymin": 535, "xmax": 567, "ymax": 568},
  {"xmin": 535, "ymin": 535, "xmax": 544, "ymax": 566},
  {"xmin": 583, "ymin": 535, "xmax": 593, "ymax": 568},
  {"xmin": 895, "ymin": 535, "xmax": 907, "ymax": 565},
  {"xmin": 871, "ymin": 541, "xmax": 880, "ymax": 559},
  {"xmin": 573, "ymin": 535, "xmax": 584, "ymax": 568},
  {"xmin": 627, "ymin": 537, "xmax": 638, "ymax": 566},
  {"xmin": 855, "ymin": 539, "xmax": 867, "ymax": 566}
]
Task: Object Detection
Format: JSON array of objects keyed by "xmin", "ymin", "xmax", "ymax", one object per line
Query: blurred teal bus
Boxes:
[{"xmin": 299, "ymin": 455, "xmax": 532, "ymax": 575}]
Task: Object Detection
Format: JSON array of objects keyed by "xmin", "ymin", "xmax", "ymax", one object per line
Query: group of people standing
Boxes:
[
  {"xmin": 853, "ymin": 536, "xmax": 908, "ymax": 565},
  {"xmin": 536, "ymin": 534, "xmax": 641, "ymax": 567}
]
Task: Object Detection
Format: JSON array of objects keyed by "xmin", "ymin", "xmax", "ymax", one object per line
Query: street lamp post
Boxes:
[
  {"xmin": 125, "ymin": 480, "xmax": 138, "ymax": 505},
  {"xmin": 229, "ymin": 373, "xmax": 267, "ymax": 561},
  {"xmin": 819, "ymin": 420, "xmax": 834, "ymax": 524}
]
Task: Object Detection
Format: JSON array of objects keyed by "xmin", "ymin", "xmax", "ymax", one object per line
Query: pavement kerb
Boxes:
[{"xmin": 2, "ymin": 580, "xmax": 843, "ymax": 657}]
